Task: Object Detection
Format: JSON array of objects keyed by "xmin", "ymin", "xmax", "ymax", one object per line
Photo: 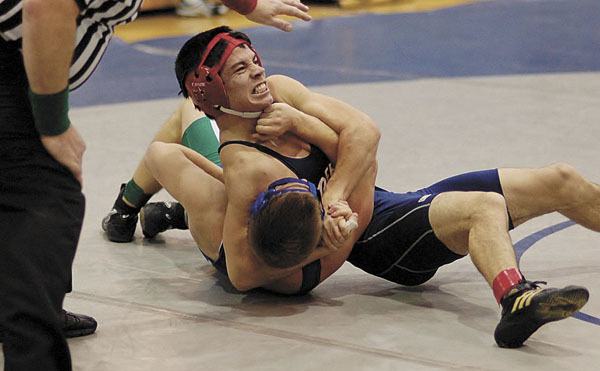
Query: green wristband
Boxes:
[{"xmin": 28, "ymin": 87, "xmax": 71, "ymax": 136}]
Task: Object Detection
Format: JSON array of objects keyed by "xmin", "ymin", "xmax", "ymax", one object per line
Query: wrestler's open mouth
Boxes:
[{"xmin": 252, "ymin": 82, "xmax": 268, "ymax": 95}]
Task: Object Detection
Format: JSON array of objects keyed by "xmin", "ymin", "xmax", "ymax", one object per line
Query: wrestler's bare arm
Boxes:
[
  {"xmin": 263, "ymin": 75, "xmax": 379, "ymax": 249},
  {"xmin": 254, "ymin": 102, "xmax": 339, "ymax": 161},
  {"xmin": 220, "ymin": 76, "xmax": 379, "ymax": 292},
  {"xmin": 177, "ymin": 145, "xmax": 224, "ymax": 182},
  {"xmin": 255, "ymin": 77, "xmax": 380, "ymax": 291},
  {"xmin": 267, "ymin": 75, "xmax": 380, "ymax": 206}
]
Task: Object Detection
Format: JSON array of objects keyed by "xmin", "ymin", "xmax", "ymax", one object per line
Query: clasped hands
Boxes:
[{"xmin": 321, "ymin": 200, "xmax": 359, "ymax": 251}]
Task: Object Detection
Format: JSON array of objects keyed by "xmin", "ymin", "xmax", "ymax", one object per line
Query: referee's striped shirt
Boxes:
[{"xmin": 0, "ymin": 0, "xmax": 143, "ymax": 90}]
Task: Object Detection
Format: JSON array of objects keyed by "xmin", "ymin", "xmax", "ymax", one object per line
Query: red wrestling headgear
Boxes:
[{"xmin": 184, "ymin": 32, "xmax": 263, "ymax": 118}]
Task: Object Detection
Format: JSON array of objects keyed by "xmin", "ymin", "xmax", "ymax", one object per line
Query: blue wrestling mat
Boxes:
[{"xmin": 72, "ymin": 0, "xmax": 600, "ymax": 105}]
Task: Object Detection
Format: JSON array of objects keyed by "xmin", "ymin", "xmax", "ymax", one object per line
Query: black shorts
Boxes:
[{"xmin": 347, "ymin": 169, "xmax": 513, "ymax": 286}]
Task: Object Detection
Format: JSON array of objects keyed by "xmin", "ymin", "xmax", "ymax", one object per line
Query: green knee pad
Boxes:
[{"xmin": 181, "ymin": 116, "xmax": 221, "ymax": 166}]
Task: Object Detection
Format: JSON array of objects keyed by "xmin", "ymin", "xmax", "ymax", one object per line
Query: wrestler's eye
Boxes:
[{"xmin": 235, "ymin": 65, "xmax": 245, "ymax": 74}]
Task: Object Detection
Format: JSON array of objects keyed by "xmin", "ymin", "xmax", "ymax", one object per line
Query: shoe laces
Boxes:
[
  {"xmin": 503, "ymin": 280, "xmax": 547, "ymax": 304},
  {"xmin": 521, "ymin": 280, "xmax": 547, "ymax": 290}
]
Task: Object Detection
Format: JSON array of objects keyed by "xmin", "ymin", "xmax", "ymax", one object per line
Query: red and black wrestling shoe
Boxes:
[{"xmin": 494, "ymin": 280, "xmax": 589, "ymax": 348}]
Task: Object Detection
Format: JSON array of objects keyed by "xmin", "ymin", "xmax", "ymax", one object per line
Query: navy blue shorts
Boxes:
[{"xmin": 347, "ymin": 169, "xmax": 514, "ymax": 286}]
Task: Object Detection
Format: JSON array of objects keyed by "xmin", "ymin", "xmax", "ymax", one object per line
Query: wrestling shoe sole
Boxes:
[
  {"xmin": 534, "ymin": 286, "xmax": 589, "ymax": 321},
  {"xmin": 495, "ymin": 286, "xmax": 589, "ymax": 348},
  {"xmin": 140, "ymin": 207, "xmax": 161, "ymax": 239}
]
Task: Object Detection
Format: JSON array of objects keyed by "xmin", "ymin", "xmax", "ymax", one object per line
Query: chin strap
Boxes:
[{"xmin": 217, "ymin": 106, "xmax": 262, "ymax": 119}]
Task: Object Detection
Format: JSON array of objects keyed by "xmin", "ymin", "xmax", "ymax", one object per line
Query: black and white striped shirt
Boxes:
[{"xmin": 0, "ymin": 0, "xmax": 143, "ymax": 90}]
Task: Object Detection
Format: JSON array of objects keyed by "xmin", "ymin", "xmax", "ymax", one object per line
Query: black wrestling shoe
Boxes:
[
  {"xmin": 140, "ymin": 201, "xmax": 187, "ymax": 239},
  {"xmin": 102, "ymin": 208, "xmax": 138, "ymax": 242},
  {"xmin": 62, "ymin": 310, "xmax": 98, "ymax": 338},
  {"xmin": 494, "ymin": 281, "xmax": 589, "ymax": 348},
  {"xmin": 102, "ymin": 184, "xmax": 138, "ymax": 243}
]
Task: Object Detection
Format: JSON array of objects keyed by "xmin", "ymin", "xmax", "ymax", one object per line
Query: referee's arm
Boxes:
[
  {"xmin": 22, "ymin": 0, "xmax": 86, "ymax": 184},
  {"xmin": 22, "ymin": 0, "xmax": 78, "ymax": 94}
]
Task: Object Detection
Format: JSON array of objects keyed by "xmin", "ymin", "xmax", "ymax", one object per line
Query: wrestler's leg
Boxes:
[
  {"xmin": 101, "ymin": 100, "xmax": 187, "ymax": 242},
  {"xmin": 126, "ymin": 97, "xmax": 217, "ymax": 199},
  {"xmin": 498, "ymin": 163, "xmax": 600, "ymax": 231},
  {"xmin": 103, "ymin": 99, "xmax": 219, "ymax": 242},
  {"xmin": 144, "ymin": 142, "xmax": 226, "ymax": 258},
  {"xmin": 428, "ymin": 191, "xmax": 515, "ymax": 286},
  {"xmin": 429, "ymin": 190, "xmax": 588, "ymax": 348},
  {"xmin": 127, "ymin": 106, "xmax": 185, "ymax": 198}
]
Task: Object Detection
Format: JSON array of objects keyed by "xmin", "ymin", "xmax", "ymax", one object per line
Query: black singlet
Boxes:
[
  {"xmin": 215, "ymin": 140, "xmax": 332, "ymax": 295},
  {"xmin": 218, "ymin": 140, "xmax": 330, "ymax": 186}
]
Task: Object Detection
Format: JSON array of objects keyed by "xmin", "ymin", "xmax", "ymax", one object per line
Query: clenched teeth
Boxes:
[{"xmin": 253, "ymin": 82, "xmax": 267, "ymax": 94}]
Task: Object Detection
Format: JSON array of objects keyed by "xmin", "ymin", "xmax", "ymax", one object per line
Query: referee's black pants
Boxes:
[{"xmin": 1, "ymin": 42, "xmax": 84, "ymax": 371}]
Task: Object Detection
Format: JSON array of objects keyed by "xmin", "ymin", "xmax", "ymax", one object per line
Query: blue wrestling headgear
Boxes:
[{"xmin": 251, "ymin": 178, "xmax": 322, "ymax": 217}]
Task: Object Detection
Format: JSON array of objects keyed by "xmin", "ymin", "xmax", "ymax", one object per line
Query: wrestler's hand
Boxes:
[
  {"xmin": 253, "ymin": 103, "xmax": 302, "ymax": 142},
  {"xmin": 40, "ymin": 125, "xmax": 86, "ymax": 185},
  {"xmin": 246, "ymin": 0, "xmax": 312, "ymax": 32},
  {"xmin": 320, "ymin": 189, "xmax": 346, "ymax": 220},
  {"xmin": 321, "ymin": 201, "xmax": 358, "ymax": 251},
  {"xmin": 328, "ymin": 200, "xmax": 359, "ymax": 237}
]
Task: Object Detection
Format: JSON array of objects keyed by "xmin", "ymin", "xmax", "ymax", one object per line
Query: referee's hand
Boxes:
[
  {"xmin": 41, "ymin": 125, "xmax": 86, "ymax": 185},
  {"xmin": 246, "ymin": 0, "xmax": 312, "ymax": 32}
]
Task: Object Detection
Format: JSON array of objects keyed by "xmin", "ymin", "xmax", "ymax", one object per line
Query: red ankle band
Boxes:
[{"xmin": 492, "ymin": 268, "xmax": 523, "ymax": 304}]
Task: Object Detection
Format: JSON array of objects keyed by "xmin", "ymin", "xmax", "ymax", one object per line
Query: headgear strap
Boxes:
[
  {"xmin": 251, "ymin": 178, "xmax": 322, "ymax": 218},
  {"xmin": 198, "ymin": 33, "xmax": 253, "ymax": 78}
]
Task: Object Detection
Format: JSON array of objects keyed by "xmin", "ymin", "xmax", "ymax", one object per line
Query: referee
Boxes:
[{"xmin": 0, "ymin": 0, "xmax": 311, "ymax": 370}]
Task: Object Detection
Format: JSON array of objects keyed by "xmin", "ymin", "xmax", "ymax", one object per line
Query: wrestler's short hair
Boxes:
[
  {"xmin": 175, "ymin": 26, "xmax": 251, "ymax": 98},
  {"xmin": 248, "ymin": 192, "xmax": 322, "ymax": 269}
]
